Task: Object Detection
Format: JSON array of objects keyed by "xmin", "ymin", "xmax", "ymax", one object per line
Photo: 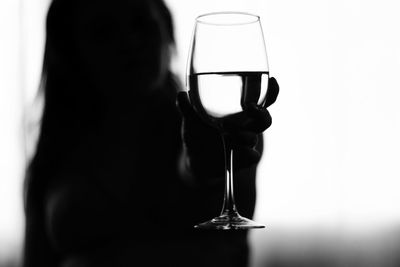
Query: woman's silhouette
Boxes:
[{"xmin": 23, "ymin": 0, "xmax": 279, "ymax": 266}]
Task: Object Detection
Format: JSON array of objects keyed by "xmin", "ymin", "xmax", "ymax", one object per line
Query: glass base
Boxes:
[{"xmin": 194, "ymin": 214, "xmax": 265, "ymax": 230}]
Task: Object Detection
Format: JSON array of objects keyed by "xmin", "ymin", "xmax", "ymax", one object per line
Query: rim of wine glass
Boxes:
[{"xmin": 196, "ymin": 11, "xmax": 260, "ymax": 26}]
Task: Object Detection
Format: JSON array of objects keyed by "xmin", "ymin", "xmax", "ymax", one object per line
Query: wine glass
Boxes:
[{"xmin": 186, "ymin": 12, "xmax": 269, "ymax": 229}]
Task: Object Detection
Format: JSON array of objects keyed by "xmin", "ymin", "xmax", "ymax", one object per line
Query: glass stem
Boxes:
[{"xmin": 220, "ymin": 135, "xmax": 239, "ymax": 217}]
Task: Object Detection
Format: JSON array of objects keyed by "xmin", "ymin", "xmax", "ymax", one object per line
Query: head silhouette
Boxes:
[
  {"xmin": 44, "ymin": 0, "xmax": 174, "ymax": 105},
  {"xmin": 26, "ymin": 0, "xmax": 176, "ymax": 207}
]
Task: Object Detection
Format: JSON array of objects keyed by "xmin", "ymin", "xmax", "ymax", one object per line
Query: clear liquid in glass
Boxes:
[{"xmin": 188, "ymin": 71, "xmax": 269, "ymax": 129}]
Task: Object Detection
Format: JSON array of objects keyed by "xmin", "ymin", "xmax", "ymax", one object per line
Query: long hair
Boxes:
[{"xmin": 24, "ymin": 0, "xmax": 177, "ymax": 213}]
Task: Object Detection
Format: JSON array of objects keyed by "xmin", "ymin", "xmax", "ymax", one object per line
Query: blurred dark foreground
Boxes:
[{"xmin": 2, "ymin": 226, "xmax": 400, "ymax": 267}]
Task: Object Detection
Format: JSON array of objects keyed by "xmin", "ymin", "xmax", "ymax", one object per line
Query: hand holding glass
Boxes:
[{"xmin": 186, "ymin": 12, "xmax": 269, "ymax": 230}]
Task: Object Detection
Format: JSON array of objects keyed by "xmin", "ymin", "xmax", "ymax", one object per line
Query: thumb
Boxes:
[{"xmin": 263, "ymin": 77, "xmax": 279, "ymax": 108}]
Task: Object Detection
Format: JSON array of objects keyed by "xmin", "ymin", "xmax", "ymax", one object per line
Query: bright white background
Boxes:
[
  {"xmin": 167, "ymin": 2, "xmax": 400, "ymax": 264},
  {"xmin": 1, "ymin": 0, "xmax": 400, "ymax": 266}
]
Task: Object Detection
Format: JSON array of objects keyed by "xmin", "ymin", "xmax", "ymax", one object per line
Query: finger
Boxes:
[
  {"xmin": 228, "ymin": 105, "xmax": 271, "ymax": 133},
  {"xmin": 176, "ymin": 91, "xmax": 197, "ymax": 118},
  {"xmin": 234, "ymin": 147, "xmax": 261, "ymax": 169},
  {"xmin": 263, "ymin": 77, "xmax": 279, "ymax": 108},
  {"xmin": 229, "ymin": 131, "xmax": 258, "ymax": 147},
  {"xmin": 246, "ymin": 104, "xmax": 272, "ymax": 132},
  {"xmin": 222, "ymin": 109, "xmax": 272, "ymax": 134},
  {"xmin": 222, "ymin": 115, "xmax": 244, "ymax": 132},
  {"xmin": 247, "ymin": 112, "xmax": 272, "ymax": 133}
]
